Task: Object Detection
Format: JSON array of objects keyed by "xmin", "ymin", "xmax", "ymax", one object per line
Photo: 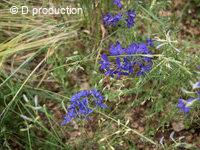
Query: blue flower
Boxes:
[
  {"xmin": 62, "ymin": 89, "xmax": 107, "ymax": 125},
  {"xmin": 114, "ymin": 57, "xmax": 129, "ymax": 78},
  {"xmin": 102, "ymin": 9, "xmax": 136, "ymax": 29},
  {"xmin": 123, "ymin": 57, "xmax": 133, "ymax": 73},
  {"xmin": 126, "ymin": 43, "xmax": 151, "ymax": 55},
  {"xmin": 103, "ymin": 13, "xmax": 112, "ymax": 25},
  {"xmin": 90, "ymin": 89, "xmax": 108, "ymax": 108},
  {"xmin": 192, "ymin": 81, "xmax": 200, "ymax": 89},
  {"xmin": 109, "ymin": 41, "xmax": 124, "ymax": 56},
  {"xmin": 99, "ymin": 54, "xmax": 110, "ymax": 70},
  {"xmin": 126, "ymin": 10, "xmax": 136, "ymax": 28},
  {"xmin": 103, "ymin": 13, "xmax": 122, "ymax": 26},
  {"xmin": 177, "ymin": 90, "xmax": 200, "ymax": 113},
  {"xmin": 177, "ymin": 99, "xmax": 191, "ymax": 113},
  {"xmin": 137, "ymin": 63, "xmax": 152, "ymax": 76},
  {"xmin": 146, "ymin": 38, "xmax": 154, "ymax": 47},
  {"xmin": 99, "ymin": 41, "xmax": 153, "ymax": 78},
  {"xmin": 105, "ymin": 69, "xmax": 115, "ymax": 77},
  {"xmin": 113, "ymin": 0, "xmax": 123, "ymax": 8},
  {"xmin": 61, "ymin": 105, "xmax": 77, "ymax": 125},
  {"xmin": 177, "ymin": 98, "xmax": 196, "ymax": 113},
  {"xmin": 78, "ymin": 98, "xmax": 93, "ymax": 115}
]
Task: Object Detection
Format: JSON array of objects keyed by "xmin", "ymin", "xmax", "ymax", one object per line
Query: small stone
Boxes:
[{"xmin": 172, "ymin": 121, "xmax": 185, "ymax": 132}]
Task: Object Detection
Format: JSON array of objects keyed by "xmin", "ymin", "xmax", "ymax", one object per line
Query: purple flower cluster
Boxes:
[
  {"xmin": 103, "ymin": 13, "xmax": 122, "ymax": 26},
  {"xmin": 177, "ymin": 81, "xmax": 200, "ymax": 113},
  {"xmin": 103, "ymin": 10, "xmax": 136, "ymax": 28},
  {"xmin": 113, "ymin": 0, "xmax": 123, "ymax": 8},
  {"xmin": 103, "ymin": 0, "xmax": 136, "ymax": 28},
  {"xmin": 126, "ymin": 10, "xmax": 136, "ymax": 28},
  {"xmin": 99, "ymin": 40, "xmax": 154, "ymax": 78},
  {"xmin": 62, "ymin": 89, "xmax": 107, "ymax": 125},
  {"xmin": 178, "ymin": 98, "xmax": 195, "ymax": 113}
]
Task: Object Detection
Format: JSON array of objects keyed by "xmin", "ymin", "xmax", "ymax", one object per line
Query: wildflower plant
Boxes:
[
  {"xmin": 62, "ymin": 89, "xmax": 107, "ymax": 125},
  {"xmin": 103, "ymin": 0, "xmax": 136, "ymax": 28},
  {"xmin": 99, "ymin": 40, "xmax": 154, "ymax": 78},
  {"xmin": 100, "ymin": 0, "xmax": 153, "ymax": 79},
  {"xmin": 103, "ymin": 13, "xmax": 123, "ymax": 26},
  {"xmin": 103, "ymin": 10, "xmax": 136, "ymax": 28}
]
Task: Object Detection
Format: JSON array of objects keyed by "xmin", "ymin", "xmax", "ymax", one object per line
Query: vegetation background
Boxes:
[{"xmin": 0, "ymin": 0, "xmax": 200, "ymax": 149}]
